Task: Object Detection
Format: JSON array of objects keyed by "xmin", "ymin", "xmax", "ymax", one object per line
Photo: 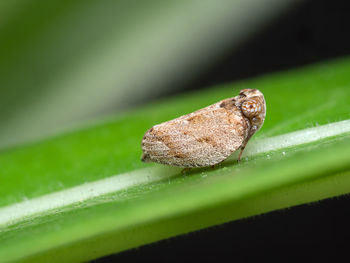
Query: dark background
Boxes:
[{"xmin": 94, "ymin": 0, "xmax": 350, "ymax": 261}]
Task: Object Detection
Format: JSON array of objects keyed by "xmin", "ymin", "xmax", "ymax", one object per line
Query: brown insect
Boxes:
[{"xmin": 141, "ymin": 89, "xmax": 266, "ymax": 168}]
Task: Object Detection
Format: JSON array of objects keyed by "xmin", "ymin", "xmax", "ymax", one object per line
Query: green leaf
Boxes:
[{"xmin": 1, "ymin": 57, "xmax": 350, "ymax": 262}]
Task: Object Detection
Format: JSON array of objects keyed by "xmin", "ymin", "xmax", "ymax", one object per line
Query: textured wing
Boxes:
[{"xmin": 141, "ymin": 99, "xmax": 250, "ymax": 167}]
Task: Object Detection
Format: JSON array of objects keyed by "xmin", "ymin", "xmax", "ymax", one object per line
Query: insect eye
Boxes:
[{"xmin": 241, "ymin": 99, "xmax": 261, "ymax": 118}]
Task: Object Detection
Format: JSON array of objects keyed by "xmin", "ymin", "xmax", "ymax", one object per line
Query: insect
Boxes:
[{"xmin": 141, "ymin": 89, "xmax": 266, "ymax": 168}]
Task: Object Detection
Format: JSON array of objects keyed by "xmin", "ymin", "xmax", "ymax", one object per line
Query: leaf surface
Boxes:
[{"xmin": 1, "ymin": 57, "xmax": 350, "ymax": 262}]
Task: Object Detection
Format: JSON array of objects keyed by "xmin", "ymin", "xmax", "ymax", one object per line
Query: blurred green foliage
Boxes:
[{"xmin": 0, "ymin": 0, "xmax": 296, "ymax": 148}]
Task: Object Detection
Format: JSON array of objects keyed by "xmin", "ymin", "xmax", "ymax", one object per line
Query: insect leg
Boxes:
[
  {"xmin": 237, "ymin": 136, "xmax": 251, "ymax": 162},
  {"xmin": 181, "ymin": 168, "xmax": 192, "ymax": 174},
  {"xmin": 237, "ymin": 146, "xmax": 245, "ymax": 162}
]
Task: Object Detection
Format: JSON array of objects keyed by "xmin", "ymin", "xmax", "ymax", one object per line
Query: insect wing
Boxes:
[{"xmin": 141, "ymin": 100, "xmax": 249, "ymax": 167}]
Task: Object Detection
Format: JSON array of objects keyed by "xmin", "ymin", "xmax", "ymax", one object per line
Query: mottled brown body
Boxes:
[{"xmin": 141, "ymin": 89, "xmax": 266, "ymax": 168}]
